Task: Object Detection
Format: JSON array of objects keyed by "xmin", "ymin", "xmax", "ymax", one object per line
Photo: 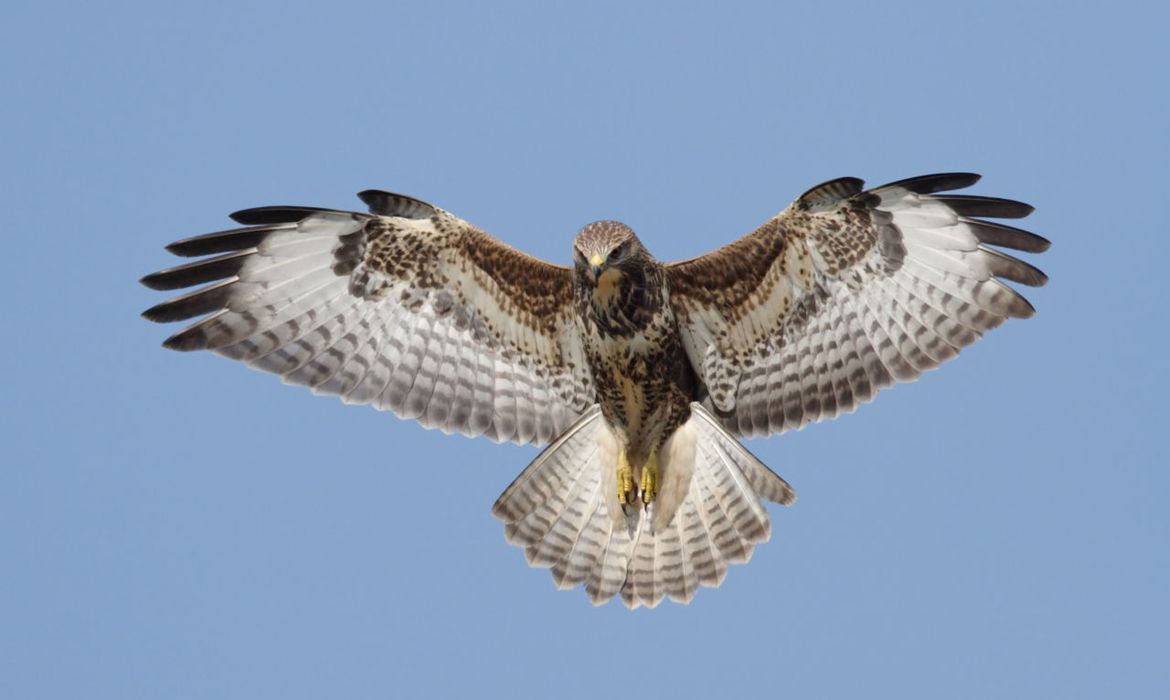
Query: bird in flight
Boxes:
[{"xmin": 141, "ymin": 173, "xmax": 1048, "ymax": 608}]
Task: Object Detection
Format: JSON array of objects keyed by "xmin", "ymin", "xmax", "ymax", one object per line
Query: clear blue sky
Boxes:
[{"xmin": 3, "ymin": 1, "xmax": 1167, "ymax": 698}]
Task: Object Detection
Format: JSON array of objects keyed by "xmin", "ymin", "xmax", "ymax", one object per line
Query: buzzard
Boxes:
[{"xmin": 141, "ymin": 173, "xmax": 1048, "ymax": 608}]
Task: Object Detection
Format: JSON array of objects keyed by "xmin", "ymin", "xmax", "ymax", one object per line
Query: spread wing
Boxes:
[
  {"xmin": 667, "ymin": 173, "xmax": 1049, "ymax": 438},
  {"xmin": 142, "ymin": 190, "xmax": 594, "ymax": 445}
]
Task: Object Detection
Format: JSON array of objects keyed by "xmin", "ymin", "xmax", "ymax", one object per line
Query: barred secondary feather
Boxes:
[{"xmin": 142, "ymin": 173, "xmax": 1048, "ymax": 608}]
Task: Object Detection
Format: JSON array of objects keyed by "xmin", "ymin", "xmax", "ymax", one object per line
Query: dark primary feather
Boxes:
[
  {"xmin": 932, "ymin": 194, "xmax": 1034, "ymax": 219},
  {"xmin": 967, "ymin": 219, "xmax": 1051, "ymax": 253},
  {"xmin": 142, "ymin": 279, "xmax": 234, "ymax": 323},
  {"xmin": 982, "ymin": 247, "xmax": 1048, "ymax": 286},
  {"xmin": 229, "ymin": 205, "xmax": 339, "ymax": 225},
  {"xmin": 164, "ymin": 223, "xmax": 293, "ymax": 257},
  {"xmin": 880, "ymin": 172, "xmax": 982, "ymax": 194},
  {"xmin": 139, "ymin": 249, "xmax": 252, "ymax": 290}
]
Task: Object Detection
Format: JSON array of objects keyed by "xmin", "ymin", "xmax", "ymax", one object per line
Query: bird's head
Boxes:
[{"xmin": 572, "ymin": 221, "xmax": 647, "ymax": 309}]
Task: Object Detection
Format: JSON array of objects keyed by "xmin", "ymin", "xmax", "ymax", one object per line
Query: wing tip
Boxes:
[
  {"xmin": 160, "ymin": 332, "xmax": 206, "ymax": 351},
  {"xmin": 229, "ymin": 207, "xmax": 295, "ymax": 225},
  {"xmin": 969, "ymin": 220, "xmax": 1051, "ymax": 254},
  {"xmin": 141, "ymin": 303, "xmax": 182, "ymax": 324},
  {"xmin": 139, "ymin": 271, "xmax": 169, "ymax": 291},
  {"xmin": 163, "ymin": 225, "xmax": 283, "ymax": 257},
  {"xmin": 164, "ymin": 237, "xmax": 207, "ymax": 256},
  {"xmin": 228, "ymin": 205, "xmax": 342, "ymax": 225},
  {"xmin": 1009, "ymin": 201, "xmax": 1036, "ymax": 218},
  {"xmin": 984, "ymin": 248, "xmax": 1049, "ymax": 288},
  {"xmin": 140, "ymin": 280, "xmax": 232, "ymax": 324},
  {"xmin": 936, "ymin": 194, "xmax": 1035, "ymax": 219},
  {"xmin": 139, "ymin": 251, "xmax": 250, "ymax": 291},
  {"xmin": 879, "ymin": 172, "xmax": 982, "ymax": 195}
]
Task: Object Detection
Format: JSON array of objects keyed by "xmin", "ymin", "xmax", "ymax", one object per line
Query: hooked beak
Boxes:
[{"xmin": 589, "ymin": 253, "xmax": 605, "ymax": 281}]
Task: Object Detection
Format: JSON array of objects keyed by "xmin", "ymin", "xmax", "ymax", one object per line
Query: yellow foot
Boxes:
[
  {"xmin": 617, "ymin": 449, "xmax": 635, "ymax": 506},
  {"xmin": 640, "ymin": 452, "xmax": 658, "ymax": 506}
]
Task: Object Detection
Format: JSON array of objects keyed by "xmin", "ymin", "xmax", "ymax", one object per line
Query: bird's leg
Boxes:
[
  {"xmin": 640, "ymin": 449, "xmax": 658, "ymax": 506},
  {"xmin": 617, "ymin": 449, "xmax": 635, "ymax": 507}
]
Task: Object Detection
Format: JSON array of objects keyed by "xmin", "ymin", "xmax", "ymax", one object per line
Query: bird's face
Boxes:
[{"xmin": 572, "ymin": 221, "xmax": 640, "ymax": 307}]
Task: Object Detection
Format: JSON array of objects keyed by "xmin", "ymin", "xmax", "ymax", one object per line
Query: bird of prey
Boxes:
[{"xmin": 141, "ymin": 173, "xmax": 1048, "ymax": 608}]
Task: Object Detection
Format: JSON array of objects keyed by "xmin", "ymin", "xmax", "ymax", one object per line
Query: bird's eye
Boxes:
[{"xmin": 609, "ymin": 242, "xmax": 628, "ymax": 261}]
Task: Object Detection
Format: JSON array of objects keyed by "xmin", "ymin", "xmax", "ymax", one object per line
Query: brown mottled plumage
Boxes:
[
  {"xmin": 142, "ymin": 173, "xmax": 1049, "ymax": 608},
  {"xmin": 570, "ymin": 221, "xmax": 693, "ymax": 476}
]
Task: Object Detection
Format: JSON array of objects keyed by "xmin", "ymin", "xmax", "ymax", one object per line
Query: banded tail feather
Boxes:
[{"xmin": 492, "ymin": 403, "xmax": 794, "ymax": 608}]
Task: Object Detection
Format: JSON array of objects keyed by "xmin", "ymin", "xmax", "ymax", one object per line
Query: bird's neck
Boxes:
[{"xmin": 579, "ymin": 264, "xmax": 662, "ymax": 336}]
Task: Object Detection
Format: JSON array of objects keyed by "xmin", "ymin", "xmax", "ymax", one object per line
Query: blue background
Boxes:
[{"xmin": 3, "ymin": 1, "xmax": 1167, "ymax": 698}]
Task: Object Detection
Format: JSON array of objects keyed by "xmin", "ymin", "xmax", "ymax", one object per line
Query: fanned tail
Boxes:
[{"xmin": 491, "ymin": 403, "xmax": 794, "ymax": 608}]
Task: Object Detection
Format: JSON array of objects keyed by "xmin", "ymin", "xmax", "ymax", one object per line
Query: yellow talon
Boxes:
[
  {"xmin": 617, "ymin": 449, "xmax": 635, "ymax": 506},
  {"xmin": 640, "ymin": 451, "xmax": 658, "ymax": 505}
]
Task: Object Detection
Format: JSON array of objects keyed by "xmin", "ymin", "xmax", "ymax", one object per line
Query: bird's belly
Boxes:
[{"xmin": 590, "ymin": 331, "xmax": 690, "ymax": 468}]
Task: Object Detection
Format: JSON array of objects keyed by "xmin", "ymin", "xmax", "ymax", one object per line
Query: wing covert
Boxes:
[
  {"xmin": 667, "ymin": 173, "xmax": 1049, "ymax": 438},
  {"xmin": 142, "ymin": 191, "xmax": 594, "ymax": 445}
]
